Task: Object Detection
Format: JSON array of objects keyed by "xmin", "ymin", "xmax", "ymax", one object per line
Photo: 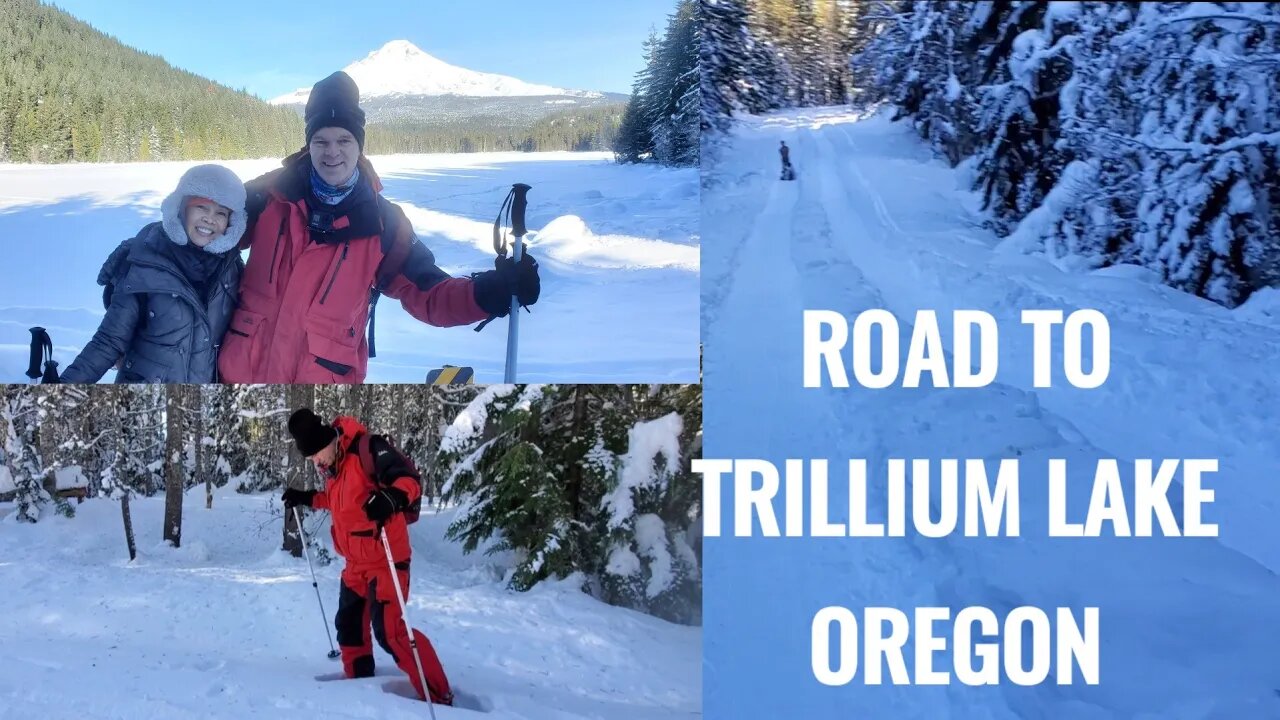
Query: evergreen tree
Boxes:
[
  {"xmin": 617, "ymin": 1, "xmax": 700, "ymax": 167},
  {"xmin": 1127, "ymin": 2, "xmax": 1280, "ymax": 305},
  {"xmin": 2, "ymin": 387, "xmax": 47, "ymax": 523},
  {"xmin": 439, "ymin": 384, "xmax": 702, "ymax": 623},
  {"xmin": 0, "ymin": 0, "xmax": 304, "ymax": 163},
  {"xmin": 852, "ymin": 1, "xmax": 1280, "ymax": 307}
]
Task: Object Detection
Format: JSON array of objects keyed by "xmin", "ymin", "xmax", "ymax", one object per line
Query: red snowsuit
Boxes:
[
  {"xmin": 218, "ymin": 151, "xmax": 488, "ymax": 383},
  {"xmin": 312, "ymin": 415, "xmax": 452, "ymax": 704}
]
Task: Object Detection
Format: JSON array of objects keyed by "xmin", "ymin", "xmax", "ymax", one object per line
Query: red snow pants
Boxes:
[{"xmin": 336, "ymin": 560, "xmax": 453, "ymax": 705}]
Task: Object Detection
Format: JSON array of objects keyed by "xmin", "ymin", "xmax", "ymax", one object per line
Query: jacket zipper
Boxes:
[
  {"xmin": 319, "ymin": 239, "xmax": 350, "ymax": 305},
  {"xmin": 268, "ymin": 214, "xmax": 287, "ymax": 285}
]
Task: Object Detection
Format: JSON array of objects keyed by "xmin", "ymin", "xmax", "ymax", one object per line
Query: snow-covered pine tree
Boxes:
[
  {"xmin": 617, "ymin": 0, "xmax": 699, "ymax": 167},
  {"xmin": 236, "ymin": 385, "xmax": 290, "ymax": 493},
  {"xmin": 1004, "ymin": 2, "xmax": 1144, "ymax": 266},
  {"xmin": 398, "ymin": 386, "xmax": 445, "ymax": 504},
  {"xmin": 2, "ymin": 386, "xmax": 49, "ymax": 523},
  {"xmin": 26, "ymin": 384, "xmax": 87, "ymax": 517},
  {"xmin": 971, "ymin": 1, "xmax": 1088, "ymax": 235},
  {"xmin": 113, "ymin": 385, "xmax": 164, "ymax": 496},
  {"xmin": 203, "ymin": 384, "xmax": 244, "ymax": 498},
  {"xmin": 855, "ymin": 1, "xmax": 989, "ymax": 164},
  {"xmin": 439, "ymin": 385, "xmax": 565, "ymax": 587},
  {"xmin": 615, "ymin": 28, "xmax": 660, "ymax": 164},
  {"xmin": 596, "ymin": 386, "xmax": 702, "ymax": 624},
  {"xmin": 651, "ymin": 0, "xmax": 700, "ymax": 167},
  {"xmin": 701, "ymin": 0, "xmax": 752, "ymax": 138},
  {"xmin": 38, "ymin": 385, "xmax": 100, "ymax": 501},
  {"xmin": 439, "ymin": 384, "xmax": 702, "ymax": 623},
  {"xmin": 1007, "ymin": 1, "xmax": 1280, "ymax": 303},
  {"xmin": 1128, "ymin": 2, "xmax": 1280, "ymax": 305}
]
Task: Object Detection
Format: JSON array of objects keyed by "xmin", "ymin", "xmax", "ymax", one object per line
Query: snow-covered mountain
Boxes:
[{"xmin": 271, "ymin": 40, "xmax": 605, "ymax": 104}]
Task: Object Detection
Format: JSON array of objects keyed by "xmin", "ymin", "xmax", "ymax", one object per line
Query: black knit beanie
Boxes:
[
  {"xmin": 288, "ymin": 408, "xmax": 338, "ymax": 458},
  {"xmin": 305, "ymin": 71, "xmax": 366, "ymax": 149}
]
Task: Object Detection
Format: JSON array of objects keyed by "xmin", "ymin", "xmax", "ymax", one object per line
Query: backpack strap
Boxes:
[
  {"xmin": 354, "ymin": 433, "xmax": 378, "ymax": 485},
  {"xmin": 354, "ymin": 433, "xmax": 420, "ymax": 487},
  {"xmin": 367, "ymin": 196, "xmax": 413, "ymax": 358}
]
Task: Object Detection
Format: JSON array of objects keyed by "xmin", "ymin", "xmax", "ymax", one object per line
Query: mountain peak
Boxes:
[
  {"xmin": 270, "ymin": 41, "xmax": 601, "ymax": 105},
  {"xmin": 371, "ymin": 39, "xmax": 426, "ymax": 58}
]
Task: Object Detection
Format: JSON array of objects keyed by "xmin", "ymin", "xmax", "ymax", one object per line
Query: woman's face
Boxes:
[
  {"xmin": 309, "ymin": 127, "xmax": 359, "ymax": 186},
  {"xmin": 184, "ymin": 199, "xmax": 231, "ymax": 247}
]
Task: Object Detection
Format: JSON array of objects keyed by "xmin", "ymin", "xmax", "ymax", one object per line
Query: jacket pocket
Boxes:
[
  {"xmin": 218, "ymin": 308, "xmax": 268, "ymax": 382},
  {"xmin": 305, "ymin": 320, "xmax": 360, "ymax": 377},
  {"xmin": 344, "ymin": 528, "xmax": 382, "ymax": 565},
  {"xmin": 117, "ymin": 353, "xmax": 170, "ymax": 383}
]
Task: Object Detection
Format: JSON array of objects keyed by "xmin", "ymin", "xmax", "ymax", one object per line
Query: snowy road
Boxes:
[{"xmin": 702, "ymin": 108, "xmax": 1280, "ymax": 719}]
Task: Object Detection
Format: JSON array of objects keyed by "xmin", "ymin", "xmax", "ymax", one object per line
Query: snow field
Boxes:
[{"xmin": 0, "ymin": 489, "xmax": 700, "ymax": 720}]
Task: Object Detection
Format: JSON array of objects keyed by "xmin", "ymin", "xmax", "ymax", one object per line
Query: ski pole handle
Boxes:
[
  {"xmin": 511, "ymin": 183, "xmax": 530, "ymax": 239},
  {"xmin": 505, "ymin": 183, "xmax": 531, "ymax": 384}
]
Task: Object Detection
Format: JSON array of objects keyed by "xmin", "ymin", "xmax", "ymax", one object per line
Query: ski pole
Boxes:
[
  {"xmin": 380, "ymin": 527, "xmax": 437, "ymax": 719},
  {"xmin": 505, "ymin": 183, "xmax": 531, "ymax": 383},
  {"xmin": 293, "ymin": 506, "xmax": 340, "ymax": 660}
]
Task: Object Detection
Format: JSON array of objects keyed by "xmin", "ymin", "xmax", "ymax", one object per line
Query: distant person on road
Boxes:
[
  {"xmin": 218, "ymin": 71, "xmax": 541, "ymax": 384},
  {"xmin": 779, "ymin": 140, "xmax": 794, "ymax": 180},
  {"xmin": 60, "ymin": 164, "xmax": 246, "ymax": 383}
]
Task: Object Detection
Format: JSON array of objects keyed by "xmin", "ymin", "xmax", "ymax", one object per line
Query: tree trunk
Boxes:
[
  {"xmin": 282, "ymin": 384, "xmax": 316, "ymax": 558},
  {"xmin": 162, "ymin": 384, "xmax": 184, "ymax": 547},
  {"xmin": 121, "ymin": 489, "xmax": 137, "ymax": 561},
  {"xmin": 360, "ymin": 385, "xmax": 376, "ymax": 424},
  {"xmin": 192, "ymin": 386, "xmax": 211, "ymax": 509},
  {"xmin": 567, "ymin": 386, "xmax": 587, "ymax": 524}
]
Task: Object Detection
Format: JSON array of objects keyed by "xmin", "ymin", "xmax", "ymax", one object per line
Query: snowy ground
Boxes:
[
  {"xmin": 0, "ymin": 152, "xmax": 699, "ymax": 383},
  {"xmin": 0, "ymin": 490, "xmax": 700, "ymax": 720},
  {"xmin": 702, "ymin": 108, "xmax": 1280, "ymax": 718}
]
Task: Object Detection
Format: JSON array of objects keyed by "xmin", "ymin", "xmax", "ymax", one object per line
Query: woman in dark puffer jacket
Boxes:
[{"xmin": 61, "ymin": 164, "xmax": 246, "ymax": 383}]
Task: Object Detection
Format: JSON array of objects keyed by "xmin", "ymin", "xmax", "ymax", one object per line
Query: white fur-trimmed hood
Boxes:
[{"xmin": 160, "ymin": 164, "xmax": 247, "ymax": 254}]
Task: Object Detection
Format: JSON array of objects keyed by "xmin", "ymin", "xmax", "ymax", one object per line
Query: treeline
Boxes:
[
  {"xmin": 365, "ymin": 104, "xmax": 626, "ymax": 155},
  {"xmin": 702, "ymin": 0, "xmax": 872, "ymax": 135},
  {"xmin": 615, "ymin": 0, "xmax": 699, "ymax": 167},
  {"xmin": 0, "ymin": 0, "xmax": 304, "ymax": 163}
]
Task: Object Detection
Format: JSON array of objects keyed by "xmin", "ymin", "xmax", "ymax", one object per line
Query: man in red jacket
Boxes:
[
  {"xmin": 282, "ymin": 408, "xmax": 452, "ymax": 705},
  {"xmin": 219, "ymin": 71, "xmax": 540, "ymax": 383}
]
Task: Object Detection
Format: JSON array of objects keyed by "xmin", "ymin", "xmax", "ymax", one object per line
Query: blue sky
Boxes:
[{"xmin": 49, "ymin": 0, "xmax": 675, "ymax": 98}]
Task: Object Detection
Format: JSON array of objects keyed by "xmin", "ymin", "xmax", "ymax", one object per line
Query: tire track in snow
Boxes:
[{"xmin": 822, "ymin": 119, "xmax": 1280, "ymax": 571}]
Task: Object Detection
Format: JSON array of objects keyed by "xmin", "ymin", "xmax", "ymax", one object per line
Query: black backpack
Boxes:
[{"xmin": 353, "ymin": 432, "xmax": 424, "ymax": 524}]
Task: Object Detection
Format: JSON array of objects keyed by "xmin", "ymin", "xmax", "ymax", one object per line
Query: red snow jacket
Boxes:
[
  {"xmin": 217, "ymin": 150, "xmax": 488, "ymax": 384},
  {"xmin": 312, "ymin": 416, "xmax": 421, "ymax": 568}
]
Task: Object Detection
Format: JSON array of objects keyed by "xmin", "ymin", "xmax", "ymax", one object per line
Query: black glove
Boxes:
[
  {"xmin": 472, "ymin": 253, "xmax": 541, "ymax": 317},
  {"xmin": 363, "ymin": 487, "xmax": 409, "ymax": 523},
  {"xmin": 282, "ymin": 488, "xmax": 316, "ymax": 509}
]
